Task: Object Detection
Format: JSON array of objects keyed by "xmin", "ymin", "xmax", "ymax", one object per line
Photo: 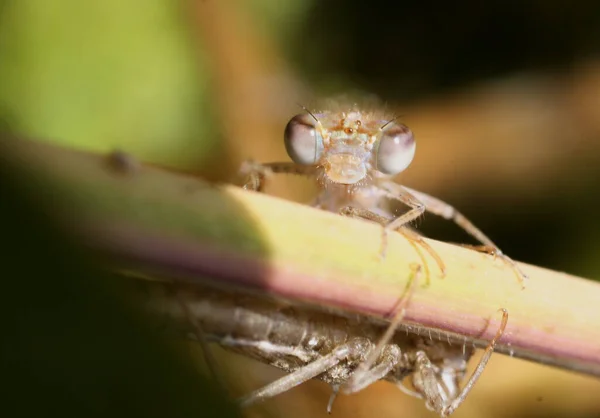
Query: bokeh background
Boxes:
[{"xmin": 2, "ymin": 0, "xmax": 600, "ymax": 417}]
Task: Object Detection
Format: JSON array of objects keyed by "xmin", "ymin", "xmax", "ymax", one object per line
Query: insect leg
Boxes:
[
  {"xmin": 238, "ymin": 337, "xmax": 373, "ymax": 407},
  {"xmin": 411, "ymin": 350, "xmax": 448, "ymax": 414},
  {"xmin": 344, "ymin": 345, "xmax": 402, "ymax": 393},
  {"xmin": 327, "ymin": 344, "xmax": 401, "ymax": 414},
  {"xmin": 440, "ymin": 308, "xmax": 509, "ymax": 417},
  {"xmin": 396, "ymin": 380, "xmax": 424, "ymax": 399},
  {"xmin": 341, "ymin": 263, "xmax": 419, "ymax": 396},
  {"xmin": 372, "ymin": 185, "xmax": 447, "ymax": 276},
  {"xmin": 239, "ymin": 160, "xmax": 316, "ymax": 192},
  {"xmin": 326, "ymin": 385, "xmax": 339, "ymax": 414},
  {"xmin": 339, "ymin": 206, "xmax": 436, "ymax": 284},
  {"xmin": 398, "ymin": 227, "xmax": 447, "ymax": 283},
  {"xmin": 392, "ymin": 183, "xmax": 527, "ymax": 288}
]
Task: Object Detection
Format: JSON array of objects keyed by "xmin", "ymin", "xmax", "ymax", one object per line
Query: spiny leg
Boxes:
[
  {"xmin": 341, "ymin": 263, "xmax": 420, "ymax": 396},
  {"xmin": 382, "ymin": 225, "xmax": 432, "ymax": 283},
  {"xmin": 398, "ymin": 227, "xmax": 447, "ymax": 284},
  {"xmin": 340, "ymin": 206, "xmax": 446, "ymax": 283},
  {"xmin": 238, "ymin": 337, "xmax": 372, "ymax": 408},
  {"xmin": 390, "ymin": 183, "xmax": 527, "ymax": 288},
  {"xmin": 372, "ymin": 185, "xmax": 447, "ymax": 277},
  {"xmin": 440, "ymin": 308, "xmax": 509, "ymax": 417},
  {"xmin": 239, "ymin": 160, "xmax": 317, "ymax": 192}
]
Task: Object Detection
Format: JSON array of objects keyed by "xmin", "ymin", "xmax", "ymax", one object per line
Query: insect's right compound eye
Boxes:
[
  {"xmin": 375, "ymin": 122, "xmax": 416, "ymax": 175},
  {"xmin": 284, "ymin": 113, "xmax": 324, "ymax": 165}
]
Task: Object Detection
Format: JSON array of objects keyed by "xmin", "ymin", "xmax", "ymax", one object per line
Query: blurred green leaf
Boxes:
[{"xmin": 0, "ymin": 0, "xmax": 216, "ymax": 168}]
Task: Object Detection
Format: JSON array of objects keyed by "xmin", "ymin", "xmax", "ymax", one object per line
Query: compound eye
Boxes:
[
  {"xmin": 375, "ymin": 123, "xmax": 416, "ymax": 175},
  {"xmin": 284, "ymin": 113, "xmax": 324, "ymax": 165}
]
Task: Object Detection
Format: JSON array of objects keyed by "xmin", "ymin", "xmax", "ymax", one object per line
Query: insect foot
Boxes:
[{"xmin": 411, "ymin": 308, "xmax": 509, "ymax": 417}]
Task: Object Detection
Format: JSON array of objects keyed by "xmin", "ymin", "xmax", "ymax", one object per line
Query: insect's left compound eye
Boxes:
[
  {"xmin": 284, "ymin": 113, "xmax": 324, "ymax": 165},
  {"xmin": 375, "ymin": 123, "xmax": 416, "ymax": 175}
]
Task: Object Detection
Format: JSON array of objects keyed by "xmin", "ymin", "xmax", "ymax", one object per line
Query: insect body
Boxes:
[
  {"xmin": 241, "ymin": 105, "xmax": 527, "ymax": 286},
  {"xmin": 236, "ymin": 102, "xmax": 519, "ymax": 414},
  {"xmin": 139, "ymin": 277, "xmax": 507, "ymax": 417}
]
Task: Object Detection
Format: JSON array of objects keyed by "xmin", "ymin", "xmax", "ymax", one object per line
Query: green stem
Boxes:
[{"xmin": 2, "ymin": 138, "xmax": 600, "ymax": 378}]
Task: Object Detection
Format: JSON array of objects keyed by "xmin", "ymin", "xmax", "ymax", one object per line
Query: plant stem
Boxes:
[{"xmin": 2, "ymin": 138, "xmax": 600, "ymax": 378}]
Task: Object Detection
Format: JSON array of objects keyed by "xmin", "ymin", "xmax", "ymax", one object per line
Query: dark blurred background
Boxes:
[{"xmin": 1, "ymin": 1, "xmax": 600, "ymax": 417}]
